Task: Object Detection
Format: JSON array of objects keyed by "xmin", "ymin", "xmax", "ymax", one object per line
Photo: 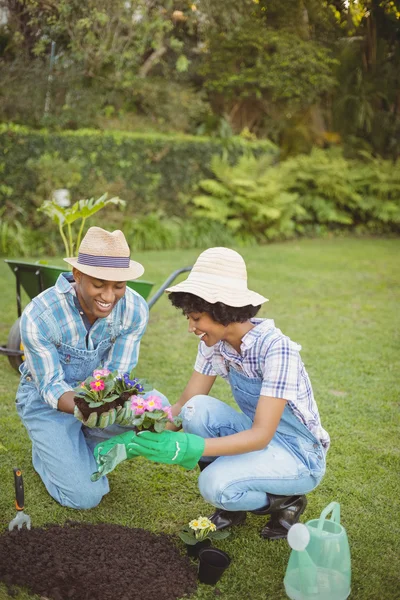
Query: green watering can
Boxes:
[{"xmin": 284, "ymin": 502, "xmax": 351, "ymax": 600}]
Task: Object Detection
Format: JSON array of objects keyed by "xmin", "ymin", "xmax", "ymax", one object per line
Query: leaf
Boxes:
[
  {"xmin": 176, "ymin": 55, "xmax": 190, "ymax": 73},
  {"xmin": 154, "ymin": 420, "xmax": 165, "ymax": 433},
  {"xmin": 211, "ymin": 529, "xmax": 231, "ymax": 540},
  {"xmin": 178, "ymin": 531, "xmax": 196, "ymax": 545},
  {"xmin": 87, "ymin": 401, "xmax": 103, "ymax": 408}
]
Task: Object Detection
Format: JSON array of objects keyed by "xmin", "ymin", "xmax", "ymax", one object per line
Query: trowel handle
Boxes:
[{"xmin": 13, "ymin": 467, "xmax": 24, "ymax": 511}]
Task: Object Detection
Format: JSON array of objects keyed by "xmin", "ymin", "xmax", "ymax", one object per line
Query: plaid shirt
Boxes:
[
  {"xmin": 19, "ymin": 273, "xmax": 149, "ymax": 408},
  {"xmin": 194, "ymin": 318, "xmax": 330, "ymax": 450}
]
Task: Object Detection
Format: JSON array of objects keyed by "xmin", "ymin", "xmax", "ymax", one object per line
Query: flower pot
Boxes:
[
  {"xmin": 186, "ymin": 538, "xmax": 212, "ymax": 559},
  {"xmin": 198, "ymin": 547, "xmax": 231, "ymax": 585},
  {"xmin": 73, "ymin": 395, "xmax": 126, "ymax": 419}
]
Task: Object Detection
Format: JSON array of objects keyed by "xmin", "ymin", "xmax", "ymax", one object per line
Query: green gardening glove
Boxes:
[
  {"xmin": 74, "ymin": 405, "xmax": 117, "ymax": 428},
  {"xmin": 129, "ymin": 430, "xmax": 205, "ymax": 470},
  {"xmin": 91, "ymin": 430, "xmax": 140, "ymax": 481},
  {"xmin": 114, "ymin": 399, "xmax": 135, "ymax": 426}
]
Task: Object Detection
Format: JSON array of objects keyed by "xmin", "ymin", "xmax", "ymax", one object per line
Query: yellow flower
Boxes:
[
  {"xmin": 189, "ymin": 519, "xmax": 200, "ymax": 530},
  {"xmin": 198, "ymin": 517, "xmax": 212, "ymax": 530},
  {"xmin": 209, "ymin": 523, "xmax": 217, "ymax": 532}
]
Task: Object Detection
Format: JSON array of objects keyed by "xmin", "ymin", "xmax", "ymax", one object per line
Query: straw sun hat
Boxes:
[
  {"xmin": 64, "ymin": 227, "xmax": 144, "ymax": 282},
  {"xmin": 165, "ymin": 247, "xmax": 268, "ymax": 307}
]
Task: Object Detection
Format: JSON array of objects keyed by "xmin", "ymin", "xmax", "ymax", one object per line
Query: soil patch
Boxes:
[
  {"xmin": 0, "ymin": 522, "xmax": 198, "ymax": 600},
  {"xmin": 74, "ymin": 394, "xmax": 131, "ymax": 419}
]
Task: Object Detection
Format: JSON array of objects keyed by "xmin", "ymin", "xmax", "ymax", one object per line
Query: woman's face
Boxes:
[{"xmin": 186, "ymin": 312, "xmax": 226, "ymax": 347}]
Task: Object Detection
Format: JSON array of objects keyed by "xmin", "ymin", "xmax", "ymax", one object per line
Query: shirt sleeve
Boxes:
[
  {"xmin": 194, "ymin": 342, "xmax": 218, "ymax": 376},
  {"xmin": 260, "ymin": 336, "xmax": 300, "ymax": 402},
  {"xmin": 20, "ymin": 309, "xmax": 72, "ymax": 409},
  {"xmin": 103, "ymin": 292, "xmax": 149, "ymax": 374}
]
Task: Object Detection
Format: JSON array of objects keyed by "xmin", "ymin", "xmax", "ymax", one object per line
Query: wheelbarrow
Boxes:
[{"xmin": 0, "ymin": 259, "xmax": 191, "ymax": 372}]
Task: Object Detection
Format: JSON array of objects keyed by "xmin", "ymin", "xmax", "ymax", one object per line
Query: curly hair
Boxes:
[{"xmin": 168, "ymin": 292, "xmax": 261, "ymax": 326}]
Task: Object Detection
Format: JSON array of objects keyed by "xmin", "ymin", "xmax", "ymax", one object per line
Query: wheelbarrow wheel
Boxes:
[{"xmin": 7, "ymin": 318, "xmax": 24, "ymax": 372}]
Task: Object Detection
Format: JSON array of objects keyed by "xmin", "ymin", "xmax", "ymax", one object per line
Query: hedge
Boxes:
[{"xmin": 0, "ymin": 124, "xmax": 278, "ymax": 217}]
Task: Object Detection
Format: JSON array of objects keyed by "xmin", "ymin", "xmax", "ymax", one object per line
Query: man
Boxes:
[{"xmin": 16, "ymin": 226, "xmax": 164, "ymax": 509}]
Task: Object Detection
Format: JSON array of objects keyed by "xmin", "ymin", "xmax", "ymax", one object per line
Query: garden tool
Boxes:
[
  {"xmin": 284, "ymin": 502, "xmax": 351, "ymax": 600},
  {"xmin": 8, "ymin": 467, "xmax": 31, "ymax": 531}
]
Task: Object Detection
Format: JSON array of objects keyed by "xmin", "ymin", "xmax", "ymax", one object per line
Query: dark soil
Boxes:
[
  {"xmin": 74, "ymin": 393, "xmax": 133, "ymax": 419},
  {"xmin": 0, "ymin": 523, "xmax": 198, "ymax": 600}
]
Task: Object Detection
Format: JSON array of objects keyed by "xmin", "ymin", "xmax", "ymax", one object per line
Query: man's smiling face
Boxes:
[{"xmin": 73, "ymin": 268, "xmax": 127, "ymax": 324}]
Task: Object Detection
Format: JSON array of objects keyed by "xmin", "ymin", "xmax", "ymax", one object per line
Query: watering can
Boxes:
[{"xmin": 284, "ymin": 502, "xmax": 351, "ymax": 600}]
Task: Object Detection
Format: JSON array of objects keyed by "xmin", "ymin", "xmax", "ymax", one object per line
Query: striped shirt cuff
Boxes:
[{"xmin": 43, "ymin": 381, "xmax": 74, "ymax": 409}]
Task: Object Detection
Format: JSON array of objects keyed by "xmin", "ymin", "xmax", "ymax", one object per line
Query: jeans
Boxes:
[
  {"xmin": 182, "ymin": 395, "xmax": 325, "ymax": 512},
  {"xmin": 16, "ymin": 383, "xmax": 168, "ymax": 510}
]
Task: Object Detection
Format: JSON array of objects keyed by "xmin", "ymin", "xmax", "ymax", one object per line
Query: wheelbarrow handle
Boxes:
[{"xmin": 13, "ymin": 467, "xmax": 25, "ymax": 511}]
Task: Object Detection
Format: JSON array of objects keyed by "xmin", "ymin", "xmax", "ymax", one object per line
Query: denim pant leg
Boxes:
[
  {"xmin": 82, "ymin": 388, "xmax": 169, "ymax": 452},
  {"xmin": 182, "ymin": 395, "xmax": 323, "ymax": 511},
  {"xmin": 16, "ymin": 384, "xmax": 109, "ymax": 510}
]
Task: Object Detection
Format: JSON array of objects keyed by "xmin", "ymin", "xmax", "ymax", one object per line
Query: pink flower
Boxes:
[
  {"xmin": 163, "ymin": 406, "xmax": 173, "ymax": 421},
  {"xmin": 90, "ymin": 380, "xmax": 105, "ymax": 391},
  {"xmin": 93, "ymin": 369, "xmax": 110, "ymax": 379},
  {"xmin": 144, "ymin": 395, "xmax": 163, "ymax": 412},
  {"xmin": 131, "ymin": 396, "xmax": 146, "ymax": 415}
]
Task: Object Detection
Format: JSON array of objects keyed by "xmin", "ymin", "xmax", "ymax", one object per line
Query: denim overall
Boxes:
[
  {"xmin": 16, "ymin": 316, "xmax": 167, "ymax": 510},
  {"xmin": 182, "ymin": 366, "xmax": 326, "ymax": 512}
]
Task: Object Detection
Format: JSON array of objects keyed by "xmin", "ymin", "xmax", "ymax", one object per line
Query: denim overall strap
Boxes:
[{"xmin": 227, "ymin": 365, "xmax": 323, "ymax": 451}]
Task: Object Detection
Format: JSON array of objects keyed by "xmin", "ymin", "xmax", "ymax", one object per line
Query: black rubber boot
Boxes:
[
  {"xmin": 198, "ymin": 461, "xmax": 247, "ymax": 530},
  {"xmin": 209, "ymin": 509, "xmax": 247, "ymax": 531},
  {"xmin": 252, "ymin": 494, "xmax": 308, "ymax": 540}
]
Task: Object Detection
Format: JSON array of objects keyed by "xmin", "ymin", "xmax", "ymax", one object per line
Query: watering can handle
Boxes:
[{"xmin": 317, "ymin": 502, "xmax": 340, "ymax": 532}]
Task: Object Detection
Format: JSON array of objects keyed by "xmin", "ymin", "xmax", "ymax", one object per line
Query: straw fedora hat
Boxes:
[
  {"xmin": 165, "ymin": 247, "xmax": 268, "ymax": 307},
  {"xmin": 64, "ymin": 227, "xmax": 144, "ymax": 282}
]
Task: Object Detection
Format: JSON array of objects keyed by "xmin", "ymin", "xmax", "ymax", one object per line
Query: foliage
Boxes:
[
  {"xmin": 26, "ymin": 153, "xmax": 83, "ymax": 206},
  {"xmin": 279, "ymin": 148, "xmax": 400, "ymax": 232},
  {"xmin": 201, "ymin": 24, "xmax": 338, "ymax": 105},
  {"xmin": 0, "ymin": 207, "xmax": 31, "ymax": 256},
  {"xmin": 74, "ymin": 368, "xmax": 145, "ymax": 408},
  {"xmin": 179, "ymin": 516, "xmax": 230, "ymax": 545},
  {"xmin": 74, "ymin": 369, "xmax": 121, "ymax": 408},
  {"xmin": 192, "ymin": 149, "xmax": 400, "ymax": 241},
  {"xmin": 192, "ymin": 153, "xmax": 304, "ymax": 241},
  {"xmin": 130, "ymin": 396, "xmax": 182, "ymax": 433},
  {"xmin": 0, "ymin": 124, "xmax": 276, "ymax": 218},
  {"xmin": 38, "ymin": 193, "xmax": 125, "ymax": 256}
]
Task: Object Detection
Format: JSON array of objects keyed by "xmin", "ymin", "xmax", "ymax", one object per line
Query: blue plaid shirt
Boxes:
[
  {"xmin": 195, "ymin": 318, "xmax": 330, "ymax": 450},
  {"xmin": 19, "ymin": 273, "xmax": 149, "ymax": 408}
]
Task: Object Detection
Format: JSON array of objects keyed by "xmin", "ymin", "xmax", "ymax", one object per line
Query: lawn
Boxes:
[{"xmin": 0, "ymin": 237, "xmax": 399, "ymax": 600}]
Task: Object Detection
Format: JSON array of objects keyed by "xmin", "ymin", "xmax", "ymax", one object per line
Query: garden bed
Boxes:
[{"xmin": 0, "ymin": 522, "xmax": 198, "ymax": 600}]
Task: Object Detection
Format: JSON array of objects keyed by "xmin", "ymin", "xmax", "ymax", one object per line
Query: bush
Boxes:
[
  {"xmin": 192, "ymin": 148, "xmax": 400, "ymax": 240},
  {"xmin": 0, "ymin": 124, "xmax": 277, "ymax": 219}
]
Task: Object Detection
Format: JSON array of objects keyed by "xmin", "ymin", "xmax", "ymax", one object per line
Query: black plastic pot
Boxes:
[
  {"xmin": 198, "ymin": 547, "xmax": 231, "ymax": 585},
  {"xmin": 186, "ymin": 538, "xmax": 212, "ymax": 558}
]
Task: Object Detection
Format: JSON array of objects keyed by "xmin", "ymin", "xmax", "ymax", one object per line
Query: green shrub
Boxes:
[
  {"xmin": 192, "ymin": 148, "xmax": 400, "ymax": 241},
  {"xmin": 192, "ymin": 153, "xmax": 304, "ymax": 241},
  {"xmin": 0, "ymin": 124, "xmax": 277, "ymax": 219}
]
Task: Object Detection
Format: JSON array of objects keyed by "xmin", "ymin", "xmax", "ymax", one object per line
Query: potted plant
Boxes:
[
  {"xmin": 129, "ymin": 395, "xmax": 182, "ymax": 432},
  {"xmin": 179, "ymin": 516, "xmax": 230, "ymax": 558},
  {"xmin": 73, "ymin": 368, "xmax": 147, "ymax": 427}
]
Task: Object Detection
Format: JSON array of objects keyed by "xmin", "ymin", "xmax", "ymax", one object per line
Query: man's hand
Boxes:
[
  {"xmin": 114, "ymin": 399, "xmax": 134, "ymax": 426},
  {"xmin": 92, "ymin": 431, "xmax": 141, "ymax": 480},
  {"xmin": 74, "ymin": 405, "xmax": 118, "ymax": 428},
  {"xmin": 130, "ymin": 430, "xmax": 205, "ymax": 470}
]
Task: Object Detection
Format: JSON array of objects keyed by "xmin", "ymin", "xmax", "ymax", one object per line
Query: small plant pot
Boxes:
[
  {"xmin": 186, "ymin": 538, "xmax": 212, "ymax": 559},
  {"xmin": 198, "ymin": 547, "xmax": 231, "ymax": 585}
]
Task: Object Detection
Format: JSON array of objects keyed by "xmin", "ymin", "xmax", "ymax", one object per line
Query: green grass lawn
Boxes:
[{"xmin": 0, "ymin": 238, "xmax": 399, "ymax": 600}]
